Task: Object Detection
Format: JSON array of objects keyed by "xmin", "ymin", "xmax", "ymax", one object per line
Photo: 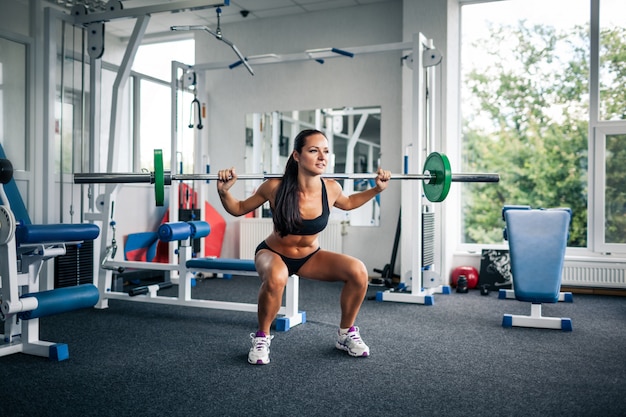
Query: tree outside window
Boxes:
[{"xmin": 460, "ymin": 0, "xmax": 625, "ymax": 248}]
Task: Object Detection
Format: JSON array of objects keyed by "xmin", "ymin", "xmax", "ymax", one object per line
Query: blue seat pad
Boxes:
[
  {"xmin": 186, "ymin": 257, "xmax": 257, "ymax": 272},
  {"xmin": 16, "ymin": 223, "xmax": 100, "ymax": 245}
]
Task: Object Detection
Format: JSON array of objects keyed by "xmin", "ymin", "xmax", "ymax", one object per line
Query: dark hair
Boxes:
[{"xmin": 273, "ymin": 129, "xmax": 326, "ymax": 237}]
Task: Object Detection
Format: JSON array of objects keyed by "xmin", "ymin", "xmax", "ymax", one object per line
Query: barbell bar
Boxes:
[
  {"xmin": 72, "ymin": 172, "xmax": 499, "ymax": 182},
  {"xmin": 73, "ymin": 149, "xmax": 500, "ymax": 205}
]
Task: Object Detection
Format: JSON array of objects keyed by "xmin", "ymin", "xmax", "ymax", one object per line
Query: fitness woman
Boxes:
[{"xmin": 217, "ymin": 129, "xmax": 391, "ymax": 365}]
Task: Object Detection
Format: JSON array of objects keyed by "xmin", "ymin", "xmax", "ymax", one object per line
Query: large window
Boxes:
[{"xmin": 460, "ymin": 0, "xmax": 626, "ymax": 253}]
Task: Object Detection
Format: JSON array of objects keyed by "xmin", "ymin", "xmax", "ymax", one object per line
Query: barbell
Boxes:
[{"xmin": 73, "ymin": 150, "xmax": 500, "ymax": 206}]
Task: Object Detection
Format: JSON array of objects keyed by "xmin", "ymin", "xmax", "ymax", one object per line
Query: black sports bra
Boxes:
[{"xmin": 293, "ymin": 179, "xmax": 330, "ymax": 236}]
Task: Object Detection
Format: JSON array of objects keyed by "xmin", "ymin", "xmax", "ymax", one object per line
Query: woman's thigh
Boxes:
[
  {"xmin": 296, "ymin": 250, "xmax": 367, "ymax": 283},
  {"xmin": 255, "ymin": 249, "xmax": 290, "ymax": 284}
]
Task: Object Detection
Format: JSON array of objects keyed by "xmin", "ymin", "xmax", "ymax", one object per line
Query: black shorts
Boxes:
[{"xmin": 255, "ymin": 241, "xmax": 321, "ymax": 276}]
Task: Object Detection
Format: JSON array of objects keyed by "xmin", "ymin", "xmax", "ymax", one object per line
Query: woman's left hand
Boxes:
[{"xmin": 375, "ymin": 168, "xmax": 392, "ymax": 191}]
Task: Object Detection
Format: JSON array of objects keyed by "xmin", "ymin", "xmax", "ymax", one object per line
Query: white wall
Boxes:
[{"xmin": 197, "ymin": 1, "xmax": 406, "ymax": 273}]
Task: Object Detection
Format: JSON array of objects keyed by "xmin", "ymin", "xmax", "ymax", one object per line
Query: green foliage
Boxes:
[
  {"xmin": 462, "ymin": 22, "xmax": 595, "ymax": 246},
  {"xmin": 600, "ymin": 27, "xmax": 626, "ymax": 120},
  {"xmin": 605, "ymin": 134, "xmax": 626, "ymax": 243}
]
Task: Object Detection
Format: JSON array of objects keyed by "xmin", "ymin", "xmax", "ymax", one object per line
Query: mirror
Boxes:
[{"xmin": 244, "ymin": 106, "xmax": 382, "ymax": 226}]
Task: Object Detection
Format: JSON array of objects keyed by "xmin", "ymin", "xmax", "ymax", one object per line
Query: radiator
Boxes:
[
  {"xmin": 562, "ymin": 260, "xmax": 626, "ymax": 288},
  {"xmin": 239, "ymin": 218, "xmax": 343, "ymax": 259}
]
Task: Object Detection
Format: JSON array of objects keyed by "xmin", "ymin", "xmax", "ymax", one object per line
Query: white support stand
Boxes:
[
  {"xmin": 499, "ymin": 289, "xmax": 573, "ymax": 303},
  {"xmin": 502, "ymin": 303, "xmax": 573, "ymax": 331},
  {"xmin": 377, "ymin": 33, "xmax": 449, "ymax": 305}
]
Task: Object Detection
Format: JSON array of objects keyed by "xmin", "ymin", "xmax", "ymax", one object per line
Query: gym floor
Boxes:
[{"xmin": 2, "ymin": 276, "xmax": 625, "ymax": 417}]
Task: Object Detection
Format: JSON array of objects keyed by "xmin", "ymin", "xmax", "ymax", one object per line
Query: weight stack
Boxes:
[
  {"xmin": 54, "ymin": 240, "xmax": 94, "ymax": 288},
  {"xmin": 422, "ymin": 212, "xmax": 435, "ymax": 267}
]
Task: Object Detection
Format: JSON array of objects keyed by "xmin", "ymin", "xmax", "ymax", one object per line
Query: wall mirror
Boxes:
[{"xmin": 244, "ymin": 106, "xmax": 382, "ymax": 226}]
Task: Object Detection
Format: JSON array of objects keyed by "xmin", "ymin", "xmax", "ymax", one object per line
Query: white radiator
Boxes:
[
  {"xmin": 562, "ymin": 260, "xmax": 626, "ymax": 288},
  {"xmin": 239, "ymin": 218, "xmax": 343, "ymax": 260}
]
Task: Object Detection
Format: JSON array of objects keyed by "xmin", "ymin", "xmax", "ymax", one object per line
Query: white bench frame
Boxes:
[{"xmin": 98, "ymin": 236, "xmax": 305, "ymax": 331}]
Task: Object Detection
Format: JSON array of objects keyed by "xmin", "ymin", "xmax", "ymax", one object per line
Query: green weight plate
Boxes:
[
  {"xmin": 422, "ymin": 152, "xmax": 452, "ymax": 202},
  {"xmin": 154, "ymin": 149, "xmax": 165, "ymax": 206}
]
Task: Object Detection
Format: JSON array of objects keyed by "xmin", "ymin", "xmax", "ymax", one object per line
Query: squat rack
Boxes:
[{"xmin": 169, "ymin": 31, "xmax": 449, "ymax": 305}]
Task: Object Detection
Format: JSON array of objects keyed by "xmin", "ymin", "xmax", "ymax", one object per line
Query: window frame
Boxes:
[{"xmin": 591, "ymin": 123, "xmax": 626, "ymax": 253}]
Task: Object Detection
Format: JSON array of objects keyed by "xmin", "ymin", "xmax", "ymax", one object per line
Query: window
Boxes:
[
  {"xmin": 131, "ymin": 39, "xmax": 195, "ymax": 173},
  {"xmin": 598, "ymin": 0, "xmax": 626, "ymax": 121},
  {"xmin": 594, "ymin": 129, "xmax": 626, "ymax": 247},
  {"xmin": 460, "ymin": 0, "xmax": 626, "ymax": 254},
  {"xmin": 0, "ymin": 37, "xmax": 27, "ymax": 170},
  {"xmin": 138, "ymin": 79, "xmax": 172, "ymax": 170},
  {"xmin": 133, "ymin": 40, "xmax": 195, "ymax": 81}
]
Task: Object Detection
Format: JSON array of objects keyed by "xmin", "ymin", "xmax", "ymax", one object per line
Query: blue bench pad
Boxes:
[
  {"xmin": 16, "ymin": 223, "xmax": 100, "ymax": 245},
  {"xmin": 158, "ymin": 221, "xmax": 211, "ymax": 242},
  {"xmin": 186, "ymin": 258, "xmax": 257, "ymax": 272}
]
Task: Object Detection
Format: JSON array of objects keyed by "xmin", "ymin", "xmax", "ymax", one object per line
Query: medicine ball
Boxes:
[{"xmin": 451, "ymin": 266, "xmax": 479, "ymax": 289}]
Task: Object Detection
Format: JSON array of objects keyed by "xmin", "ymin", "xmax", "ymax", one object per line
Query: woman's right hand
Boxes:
[{"xmin": 216, "ymin": 167, "xmax": 237, "ymax": 195}]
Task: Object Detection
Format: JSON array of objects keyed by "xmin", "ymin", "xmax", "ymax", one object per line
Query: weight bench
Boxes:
[
  {"xmin": 186, "ymin": 257, "xmax": 305, "ymax": 332},
  {"xmin": 100, "ymin": 220, "xmax": 305, "ymax": 332},
  {"xmin": 501, "ymin": 205, "xmax": 573, "ymax": 331},
  {"xmin": 0, "ymin": 150, "xmax": 100, "ymax": 361}
]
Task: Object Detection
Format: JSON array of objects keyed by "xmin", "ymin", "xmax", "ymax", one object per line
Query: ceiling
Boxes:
[{"xmin": 48, "ymin": 0, "xmax": 391, "ymax": 40}]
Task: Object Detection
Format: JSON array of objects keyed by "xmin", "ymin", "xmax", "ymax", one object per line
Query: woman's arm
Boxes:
[
  {"xmin": 331, "ymin": 168, "xmax": 391, "ymax": 211},
  {"xmin": 216, "ymin": 167, "xmax": 276, "ymax": 217}
]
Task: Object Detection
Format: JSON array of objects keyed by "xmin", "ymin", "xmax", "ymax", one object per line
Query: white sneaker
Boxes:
[
  {"xmin": 248, "ymin": 331, "xmax": 273, "ymax": 365},
  {"xmin": 336, "ymin": 326, "xmax": 370, "ymax": 357}
]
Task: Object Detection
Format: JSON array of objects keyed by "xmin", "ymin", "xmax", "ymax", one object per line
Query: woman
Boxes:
[{"xmin": 217, "ymin": 129, "xmax": 391, "ymax": 365}]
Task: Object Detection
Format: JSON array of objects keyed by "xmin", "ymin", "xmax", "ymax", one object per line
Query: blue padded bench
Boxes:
[
  {"xmin": 500, "ymin": 205, "xmax": 573, "ymax": 331},
  {"xmin": 104, "ymin": 219, "xmax": 305, "ymax": 332},
  {"xmin": 158, "ymin": 223, "xmax": 258, "ymax": 276},
  {"xmin": 1, "ymin": 144, "xmax": 101, "ymax": 360},
  {"xmin": 16, "ymin": 223, "xmax": 100, "ymax": 245}
]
